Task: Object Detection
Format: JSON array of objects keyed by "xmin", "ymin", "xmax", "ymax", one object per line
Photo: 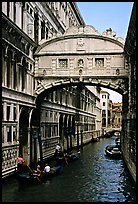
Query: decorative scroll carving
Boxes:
[
  {"xmin": 77, "ymin": 38, "xmax": 85, "ymax": 50},
  {"xmin": 78, "ymin": 59, "xmax": 84, "ymax": 68}
]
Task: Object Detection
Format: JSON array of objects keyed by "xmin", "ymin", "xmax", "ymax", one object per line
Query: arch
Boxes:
[
  {"xmin": 19, "ymin": 108, "xmax": 29, "ymax": 159},
  {"xmin": 35, "ymin": 78, "xmax": 127, "ymax": 106},
  {"xmin": 34, "ymin": 25, "xmax": 128, "ymax": 108}
]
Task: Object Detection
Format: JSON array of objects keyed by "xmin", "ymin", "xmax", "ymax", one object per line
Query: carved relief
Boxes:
[
  {"xmin": 78, "ymin": 59, "xmax": 84, "ymax": 68},
  {"xmin": 77, "ymin": 38, "xmax": 85, "ymax": 50}
]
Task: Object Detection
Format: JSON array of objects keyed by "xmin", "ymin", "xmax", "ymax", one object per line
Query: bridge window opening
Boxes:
[
  {"xmin": 58, "ymin": 59, "xmax": 68, "ymax": 68},
  {"xmin": 95, "ymin": 58, "xmax": 104, "ymax": 67},
  {"xmin": 78, "ymin": 59, "xmax": 84, "ymax": 67}
]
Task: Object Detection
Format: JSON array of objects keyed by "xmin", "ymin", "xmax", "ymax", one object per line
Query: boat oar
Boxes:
[
  {"xmin": 27, "ymin": 165, "xmax": 42, "ymax": 183},
  {"xmin": 64, "ymin": 155, "xmax": 69, "ymax": 165}
]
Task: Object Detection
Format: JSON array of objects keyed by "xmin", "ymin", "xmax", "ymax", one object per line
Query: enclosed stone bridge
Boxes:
[{"xmin": 34, "ymin": 25, "xmax": 129, "ymax": 103}]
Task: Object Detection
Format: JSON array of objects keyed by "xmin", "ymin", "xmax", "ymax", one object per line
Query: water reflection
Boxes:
[{"xmin": 2, "ymin": 137, "xmax": 136, "ymax": 202}]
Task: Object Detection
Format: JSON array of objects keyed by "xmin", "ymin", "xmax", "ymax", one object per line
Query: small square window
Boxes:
[
  {"xmin": 95, "ymin": 58, "xmax": 104, "ymax": 67},
  {"xmin": 59, "ymin": 59, "xmax": 68, "ymax": 68}
]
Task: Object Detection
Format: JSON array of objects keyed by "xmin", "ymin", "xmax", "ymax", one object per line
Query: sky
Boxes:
[{"xmin": 77, "ymin": 2, "xmax": 134, "ymax": 102}]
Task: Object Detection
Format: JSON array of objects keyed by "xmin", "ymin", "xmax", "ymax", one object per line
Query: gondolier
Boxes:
[{"xmin": 17, "ymin": 155, "xmax": 25, "ymax": 173}]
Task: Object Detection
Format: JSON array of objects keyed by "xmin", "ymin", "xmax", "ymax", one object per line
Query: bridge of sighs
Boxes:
[
  {"xmin": 34, "ymin": 25, "xmax": 129, "ymax": 101},
  {"xmin": 25, "ymin": 25, "xmax": 129, "ymax": 164}
]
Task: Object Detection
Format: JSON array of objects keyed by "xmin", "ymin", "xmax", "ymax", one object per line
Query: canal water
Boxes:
[{"xmin": 2, "ymin": 136, "xmax": 136, "ymax": 202}]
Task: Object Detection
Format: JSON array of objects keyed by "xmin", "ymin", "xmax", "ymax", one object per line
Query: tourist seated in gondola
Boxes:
[
  {"xmin": 55, "ymin": 143, "xmax": 61, "ymax": 151},
  {"xmin": 33, "ymin": 165, "xmax": 41, "ymax": 176},
  {"xmin": 44, "ymin": 163, "xmax": 51, "ymax": 174}
]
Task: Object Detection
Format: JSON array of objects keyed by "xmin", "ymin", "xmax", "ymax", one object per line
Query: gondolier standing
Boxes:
[{"xmin": 17, "ymin": 155, "xmax": 25, "ymax": 173}]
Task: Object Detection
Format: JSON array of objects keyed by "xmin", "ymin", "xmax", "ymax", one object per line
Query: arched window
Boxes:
[
  {"xmin": 21, "ymin": 58, "xmax": 26, "ymax": 91},
  {"xmin": 13, "ymin": 55, "xmax": 17, "ymax": 90},
  {"xmin": 41, "ymin": 20, "xmax": 45, "ymax": 40},
  {"xmin": 2, "ymin": 48, "xmax": 6, "ymax": 86},
  {"xmin": 7, "ymin": 50, "xmax": 12, "ymax": 88}
]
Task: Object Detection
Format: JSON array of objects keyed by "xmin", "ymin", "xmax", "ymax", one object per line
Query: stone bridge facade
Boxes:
[{"xmin": 34, "ymin": 25, "xmax": 129, "ymax": 102}]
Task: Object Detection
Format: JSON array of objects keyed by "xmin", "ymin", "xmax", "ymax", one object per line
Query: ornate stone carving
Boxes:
[
  {"xmin": 77, "ymin": 38, "xmax": 85, "ymax": 50},
  {"xmin": 78, "ymin": 59, "xmax": 84, "ymax": 68}
]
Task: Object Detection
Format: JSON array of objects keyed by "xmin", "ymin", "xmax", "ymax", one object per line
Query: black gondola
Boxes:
[
  {"xmin": 64, "ymin": 150, "xmax": 80, "ymax": 163},
  {"xmin": 105, "ymin": 144, "xmax": 121, "ymax": 159},
  {"xmin": 15, "ymin": 163, "xmax": 64, "ymax": 184}
]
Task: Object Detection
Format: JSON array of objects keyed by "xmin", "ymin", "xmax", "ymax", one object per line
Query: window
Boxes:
[
  {"xmin": 102, "ymin": 110, "xmax": 106, "ymax": 114},
  {"xmin": 14, "ymin": 2, "xmax": 16, "ymax": 22},
  {"xmin": 95, "ymin": 58, "xmax": 104, "ymax": 67},
  {"xmin": 30, "ymin": 8, "xmax": 33, "ymax": 15},
  {"xmin": 14, "ymin": 106, "xmax": 16, "ymax": 121},
  {"xmin": 103, "ymin": 102, "xmax": 105, "ymax": 106},
  {"xmin": 34, "ymin": 12, "xmax": 39, "ymax": 43},
  {"xmin": 59, "ymin": 59, "xmax": 68, "ymax": 68},
  {"xmin": 7, "ymin": 126, "xmax": 12, "ymax": 142},
  {"xmin": 41, "ymin": 20, "xmax": 45, "ymax": 39},
  {"xmin": 7, "ymin": 2, "xmax": 10, "ymax": 17},
  {"xmin": 7, "ymin": 106, "xmax": 10, "ymax": 121},
  {"xmin": 7, "ymin": 51, "xmax": 12, "ymax": 88},
  {"xmin": 27, "ymin": 4, "xmax": 29, "ymax": 12},
  {"xmin": 13, "ymin": 58, "xmax": 17, "ymax": 90}
]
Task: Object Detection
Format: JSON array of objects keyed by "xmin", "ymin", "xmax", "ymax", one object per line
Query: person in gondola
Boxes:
[
  {"xmin": 17, "ymin": 155, "xmax": 25, "ymax": 173},
  {"xmin": 33, "ymin": 165, "xmax": 41, "ymax": 176},
  {"xmin": 55, "ymin": 148, "xmax": 64, "ymax": 166},
  {"xmin": 44, "ymin": 163, "xmax": 51, "ymax": 174},
  {"xmin": 55, "ymin": 143, "xmax": 61, "ymax": 151}
]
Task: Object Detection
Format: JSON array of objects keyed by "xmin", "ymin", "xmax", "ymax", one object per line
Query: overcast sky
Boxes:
[{"xmin": 77, "ymin": 2, "xmax": 133, "ymax": 102}]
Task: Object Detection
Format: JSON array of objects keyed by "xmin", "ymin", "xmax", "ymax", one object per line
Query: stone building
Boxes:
[
  {"xmin": 2, "ymin": 2, "xmax": 102, "ymax": 178},
  {"xmin": 111, "ymin": 102, "xmax": 122, "ymax": 128},
  {"xmin": 100, "ymin": 90, "xmax": 110, "ymax": 128},
  {"xmin": 122, "ymin": 2, "xmax": 136, "ymax": 182},
  {"xmin": 2, "ymin": 2, "xmax": 136, "ymax": 184}
]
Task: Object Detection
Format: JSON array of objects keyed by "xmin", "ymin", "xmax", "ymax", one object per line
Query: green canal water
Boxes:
[{"xmin": 2, "ymin": 136, "xmax": 136, "ymax": 202}]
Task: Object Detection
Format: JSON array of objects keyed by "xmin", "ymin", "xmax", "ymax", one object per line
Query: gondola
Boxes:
[
  {"xmin": 64, "ymin": 150, "xmax": 80, "ymax": 163},
  {"xmin": 105, "ymin": 144, "xmax": 122, "ymax": 159},
  {"xmin": 15, "ymin": 163, "xmax": 64, "ymax": 184}
]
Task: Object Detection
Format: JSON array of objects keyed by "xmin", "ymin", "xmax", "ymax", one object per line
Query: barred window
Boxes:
[
  {"xmin": 58, "ymin": 59, "xmax": 68, "ymax": 68},
  {"xmin": 95, "ymin": 58, "xmax": 104, "ymax": 67}
]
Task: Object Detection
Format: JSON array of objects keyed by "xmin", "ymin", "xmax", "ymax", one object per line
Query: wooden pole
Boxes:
[
  {"xmin": 77, "ymin": 124, "xmax": 79, "ymax": 151},
  {"xmin": 27, "ymin": 165, "xmax": 42, "ymax": 183},
  {"xmin": 81, "ymin": 129, "xmax": 83, "ymax": 150}
]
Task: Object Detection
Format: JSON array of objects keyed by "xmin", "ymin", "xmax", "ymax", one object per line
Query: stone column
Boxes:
[
  {"xmin": 16, "ymin": 2, "xmax": 22, "ymax": 28},
  {"xmin": 3, "ymin": 102, "xmax": 7, "ymax": 121},
  {"xmin": 16, "ymin": 103, "xmax": 20, "ymax": 142}
]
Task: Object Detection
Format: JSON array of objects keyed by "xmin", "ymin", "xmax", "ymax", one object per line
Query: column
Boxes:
[
  {"xmin": 3, "ymin": 102, "xmax": 7, "ymax": 121},
  {"xmin": 16, "ymin": 2, "xmax": 22, "ymax": 28},
  {"xmin": 11, "ymin": 125, "xmax": 13, "ymax": 144},
  {"xmin": 16, "ymin": 103, "xmax": 20, "ymax": 142}
]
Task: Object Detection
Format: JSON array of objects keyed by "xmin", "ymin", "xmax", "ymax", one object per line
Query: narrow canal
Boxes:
[{"xmin": 2, "ymin": 136, "xmax": 136, "ymax": 202}]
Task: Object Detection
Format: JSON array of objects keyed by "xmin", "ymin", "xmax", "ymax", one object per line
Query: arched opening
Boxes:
[{"xmin": 19, "ymin": 108, "xmax": 29, "ymax": 160}]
